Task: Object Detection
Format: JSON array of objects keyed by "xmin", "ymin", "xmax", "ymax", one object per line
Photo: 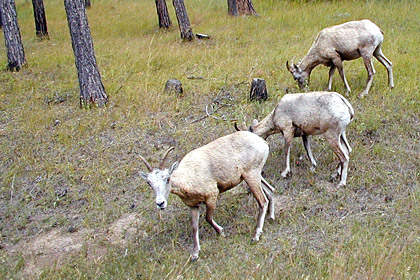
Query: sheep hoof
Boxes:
[
  {"xmin": 219, "ymin": 231, "xmax": 226, "ymax": 238},
  {"xmin": 251, "ymin": 238, "xmax": 259, "ymax": 245},
  {"xmin": 281, "ymin": 170, "xmax": 291, "ymax": 178},
  {"xmin": 190, "ymin": 254, "xmax": 199, "ymax": 262},
  {"xmin": 337, "ymin": 182, "xmax": 346, "ymax": 188},
  {"xmin": 359, "ymin": 92, "xmax": 368, "ymax": 98},
  {"xmin": 330, "ymin": 173, "xmax": 339, "ymax": 182}
]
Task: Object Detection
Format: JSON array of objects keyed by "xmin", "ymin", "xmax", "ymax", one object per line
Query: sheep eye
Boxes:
[{"xmin": 165, "ymin": 178, "xmax": 170, "ymax": 184}]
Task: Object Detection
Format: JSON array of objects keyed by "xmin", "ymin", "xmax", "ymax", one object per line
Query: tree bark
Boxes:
[
  {"xmin": 155, "ymin": 0, "xmax": 172, "ymax": 29},
  {"xmin": 1, "ymin": 0, "xmax": 27, "ymax": 71},
  {"xmin": 227, "ymin": 0, "xmax": 238, "ymax": 16},
  {"xmin": 0, "ymin": 5, "xmax": 3, "ymax": 29},
  {"xmin": 228, "ymin": 0, "xmax": 257, "ymax": 16},
  {"xmin": 64, "ymin": 0, "xmax": 107, "ymax": 108},
  {"xmin": 32, "ymin": 0, "xmax": 49, "ymax": 39},
  {"xmin": 172, "ymin": 0, "xmax": 194, "ymax": 41}
]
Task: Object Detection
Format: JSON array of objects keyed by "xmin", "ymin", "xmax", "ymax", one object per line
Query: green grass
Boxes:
[{"xmin": 1, "ymin": 0, "xmax": 419, "ymax": 279}]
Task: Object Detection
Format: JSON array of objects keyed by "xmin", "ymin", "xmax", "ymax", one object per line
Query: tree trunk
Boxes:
[
  {"xmin": 155, "ymin": 0, "xmax": 172, "ymax": 29},
  {"xmin": 227, "ymin": 0, "xmax": 238, "ymax": 16},
  {"xmin": 64, "ymin": 0, "xmax": 107, "ymax": 108},
  {"xmin": 85, "ymin": 0, "xmax": 91, "ymax": 8},
  {"xmin": 228, "ymin": 0, "xmax": 257, "ymax": 16},
  {"xmin": 1, "ymin": 0, "xmax": 27, "ymax": 71},
  {"xmin": 0, "ymin": 6, "xmax": 3, "ymax": 29},
  {"xmin": 172, "ymin": 0, "xmax": 194, "ymax": 41},
  {"xmin": 32, "ymin": 0, "xmax": 49, "ymax": 39}
]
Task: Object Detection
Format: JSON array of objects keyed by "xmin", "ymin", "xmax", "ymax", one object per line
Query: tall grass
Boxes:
[{"xmin": 0, "ymin": 0, "xmax": 419, "ymax": 279}]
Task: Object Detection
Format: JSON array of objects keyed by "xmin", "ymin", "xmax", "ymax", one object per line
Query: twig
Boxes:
[
  {"xmin": 191, "ymin": 102, "xmax": 236, "ymax": 123},
  {"xmin": 10, "ymin": 174, "xmax": 15, "ymax": 204}
]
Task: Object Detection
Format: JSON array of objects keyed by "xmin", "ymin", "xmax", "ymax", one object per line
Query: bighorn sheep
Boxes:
[
  {"xmin": 286, "ymin": 19, "xmax": 394, "ymax": 97},
  {"xmin": 138, "ymin": 131, "xmax": 275, "ymax": 261},
  {"xmin": 240, "ymin": 91, "xmax": 354, "ymax": 187}
]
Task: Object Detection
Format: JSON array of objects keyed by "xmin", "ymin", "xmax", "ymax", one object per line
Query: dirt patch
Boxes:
[
  {"xmin": 274, "ymin": 195, "xmax": 295, "ymax": 214},
  {"xmin": 7, "ymin": 227, "xmax": 93, "ymax": 275},
  {"xmin": 106, "ymin": 213, "xmax": 148, "ymax": 245},
  {"xmin": 6, "ymin": 213, "xmax": 147, "ymax": 276}
]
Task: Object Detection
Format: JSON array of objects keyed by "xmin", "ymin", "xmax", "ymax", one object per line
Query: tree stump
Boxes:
[
  {"xmin": 1, "ymin": 0, "xmax": 27, "ymax": 71},
  {"xmin": 249, "ymin": 78, "xmax": 268, "ymax": 102},
  {"xmin": 165, "ymin": 79, "xmax": 183, "ymax": 95},
  {"xmin": 65, "ymin": 0, "xmax": 107, "ymax": 107}
]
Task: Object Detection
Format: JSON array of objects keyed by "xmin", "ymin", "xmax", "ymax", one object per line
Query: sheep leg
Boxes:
[
  {"xmin": 359, "ymin": 56, "xmax": 376, "ymax": 98},
  {"xmin": 244, "ymin": 173, "xmax": 268, "ymax": 243},
  {"xmin": 261, "ymin": 177, "xmax": 275, "ymax": 220},
  {"xmin": 281, "ymin": 129, "xmax": 294, "ymax": 178},
  {"xmin": 205, "ymin": 196, "xmax": 224, "ymax": 236},
  {"xmin": 327, "ymin": 65, "xmax": 336, "ymax": 91},
  {"xmin": 333, "ymin": 58, "xmax": 352, "ymax": 95},
  {"xmin": 324, "ymin": 132, "xmax": 349, "ymax": 188},
  {"xmin": 374, "ymin": 48, "xmax": 394, "ymax": 89},
  {"xmin": 341, "ymin": 130, "xmax": 352, "ymax": 153},
  {"xmin": 190, "ymin": 206, "xmax": 200, "ymax": 262},
  {"xmin": 302, "ymin": 134, "xmax": 317, "ymax": 168}
]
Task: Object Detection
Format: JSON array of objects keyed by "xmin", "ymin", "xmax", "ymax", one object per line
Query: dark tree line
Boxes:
[{"xmin": 1, "ymin": 0, "xmax": 258, "ymax": 106}]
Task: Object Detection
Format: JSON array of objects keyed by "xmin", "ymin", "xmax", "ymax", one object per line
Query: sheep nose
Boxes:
[{"xmin": 156, "ymin": 201, "xmax": 166, "ymax": 209}]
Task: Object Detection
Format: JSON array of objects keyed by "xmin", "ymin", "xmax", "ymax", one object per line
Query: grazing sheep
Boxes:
[
  {"xmin": 247, "ymin": 91, "xmax": 354, "ymax": 187},
  {"xmin": 287, "ymin": 19, "xmax": 394, "ymax": 97},
  {"xmin": 138, "ymin": 131, "xmax": 275, "ymax": 261}
]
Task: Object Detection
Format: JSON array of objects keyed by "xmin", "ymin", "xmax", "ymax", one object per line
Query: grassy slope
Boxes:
[{"xmin": 0, "ymin": 0, "xmax": 419, "ymax": 279}]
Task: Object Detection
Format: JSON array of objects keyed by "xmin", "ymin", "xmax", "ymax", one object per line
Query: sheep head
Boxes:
[
  {"xmin": 138, "ymin": 147, "xmax": 178, "ymax": 210},
  {"xmin": 286, "ymin": 60, "xmax": 309, "ymax": 89}
]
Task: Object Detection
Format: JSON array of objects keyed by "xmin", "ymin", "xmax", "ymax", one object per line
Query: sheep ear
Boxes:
[
  {"xmin": 252, "ymin": 119, "xmax": 259, "ymax": 126},
  {"xmin": 138, "ymin": 171, "xmax": 149, "ymax": 180},
  {"xmin": 169, "ymin": 161, "xmax": 179, "ymax": 174}
]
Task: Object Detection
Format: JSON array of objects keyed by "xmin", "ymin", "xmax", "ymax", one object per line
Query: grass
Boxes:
[{"xmin": 0, "ymin": 0, "xmax": 419, "ymax": 279}]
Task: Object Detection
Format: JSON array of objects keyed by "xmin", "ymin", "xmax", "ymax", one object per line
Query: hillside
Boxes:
[{"xmin": 0, "ymin": 0, "xmax": 419, "ymax": 279}]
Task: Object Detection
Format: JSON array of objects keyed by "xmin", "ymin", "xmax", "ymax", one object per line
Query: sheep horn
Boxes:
[
  {"xmin": 138, "ymin": 154, "xmax": 153, "ymax": 172},
  {"xmin": 234, "ymin": 122, "xmax": 242, "ymax": 131},
  {"xmin": 159, "ymin": 147, "xmax": 175, "ymax": 170},
  {"xmin": 286, "ymin": 60, "xmax": 291, "ymax": 72}
]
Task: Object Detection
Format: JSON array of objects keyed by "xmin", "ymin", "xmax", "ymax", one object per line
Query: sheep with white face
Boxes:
[{"xmin": 138, "ymin": 131, "xmax": 275, "ymax": 261}]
